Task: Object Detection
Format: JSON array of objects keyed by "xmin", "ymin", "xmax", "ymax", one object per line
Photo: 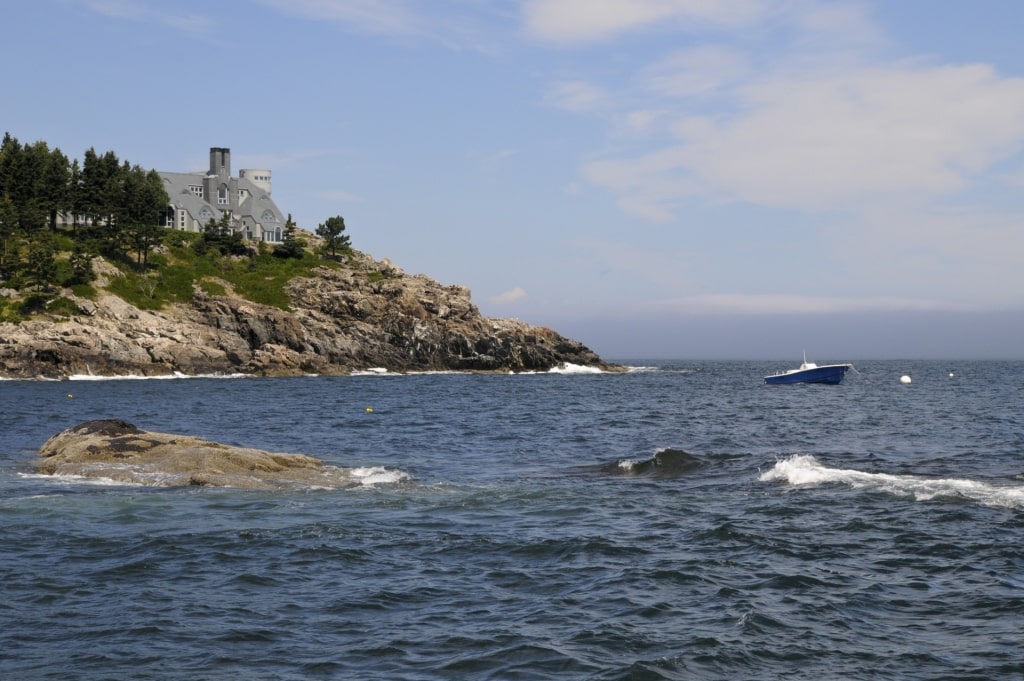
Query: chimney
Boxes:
[{"xmin": 209, "ymin": 147, "xmax": 231, "ymax": 177}]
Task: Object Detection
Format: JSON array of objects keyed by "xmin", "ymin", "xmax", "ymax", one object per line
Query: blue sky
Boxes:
[{"xmin": 5, "ymin": 0, "xmax": 1024, "ymax": 359}]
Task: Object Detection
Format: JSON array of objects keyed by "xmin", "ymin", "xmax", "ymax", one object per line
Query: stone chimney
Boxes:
[{"xmin": 209, "ymin": 147, "xmax": 231, "ymax": 178}]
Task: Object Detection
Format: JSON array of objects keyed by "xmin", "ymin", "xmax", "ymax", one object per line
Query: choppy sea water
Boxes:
[{"xmin": 1, "ymin": 360, "xmax": 1022, "ymax": 680}]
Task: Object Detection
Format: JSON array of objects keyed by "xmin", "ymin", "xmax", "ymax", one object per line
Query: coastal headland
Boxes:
[{"xmin": 0, "ymin": 249, "xmax": 620, "ymax": 379}]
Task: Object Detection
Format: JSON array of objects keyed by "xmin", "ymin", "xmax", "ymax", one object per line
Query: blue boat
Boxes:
[{"xmin": 764, "ymin": 354, "xmax": 852, "ymax": 385}]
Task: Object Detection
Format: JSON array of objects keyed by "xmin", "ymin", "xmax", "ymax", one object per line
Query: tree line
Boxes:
[
  {"xmin": 1, "ymin": 132, "xmax": 353, "ymax": 297},
  {"xmin": 0, "ymin": 132, "xmax": 169, "ymax": 288}
]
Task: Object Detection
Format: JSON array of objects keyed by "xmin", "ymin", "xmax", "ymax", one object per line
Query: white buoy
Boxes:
[{"xmin": 900, "ymin": 374, "xmax": 912, "ymax": 384}]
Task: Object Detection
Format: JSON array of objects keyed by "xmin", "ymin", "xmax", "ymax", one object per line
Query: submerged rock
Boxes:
[{"xmin": 36, "ymin": 419, "xmax": 364, "ymax": 489}]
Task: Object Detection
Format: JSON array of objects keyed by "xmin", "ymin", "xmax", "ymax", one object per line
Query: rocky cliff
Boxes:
[{"xmin": 0, "ymin": 251, "xmax": 619, "ymax": 378}]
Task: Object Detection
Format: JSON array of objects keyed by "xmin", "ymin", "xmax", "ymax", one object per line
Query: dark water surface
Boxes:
[{"xmin": 2, "ymin": 361, "xmax": 1022, "ymax": 680}]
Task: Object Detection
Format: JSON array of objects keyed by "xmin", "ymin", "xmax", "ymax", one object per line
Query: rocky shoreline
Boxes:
[{"xmin": 0, "ymin": 251, "xmax": 621, "ymax": 379}]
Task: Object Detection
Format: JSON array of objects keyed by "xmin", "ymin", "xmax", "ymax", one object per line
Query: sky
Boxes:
[{"xmin": 4, "ymin": 0, "xmax": 1024, "ymax": 360}]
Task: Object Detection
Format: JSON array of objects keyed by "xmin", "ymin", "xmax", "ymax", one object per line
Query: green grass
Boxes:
[
  {"xmin": 4, "ymin": 228, "xmax": 351, "ymax": 317},
  {"xmin": 198, "ymin": 279, "xmax": 227, "ymax": 297},
  {"xmin": 107, "ymin": 235, "xmax": 342, "ymax": 310},
  {"xmin": 0, "ymin": 299, "xmax": 25, "ymax": 323},
  {"xmin": 46, "ymin": 296, "xmax": 80, "ymax": 318}
]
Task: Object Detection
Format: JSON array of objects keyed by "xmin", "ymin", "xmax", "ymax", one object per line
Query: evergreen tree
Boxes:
[
  {"xmin": 68, "ymin": 239, "xmax": 97, "ymax": 285},
  {"xmin": 0, "ymin": 193, "xmax": 18, "ymax": 279},
  {"xmin": 315, "ymin": 215, "xmax": 351, "ymax": 259},
  {"xmin": 0, "ymin": 133, "xmax": 19, "ymax": 201},
  {"xmin": 273, "ymin": 214, "xmax": 305, "ymax": 259},
  {"xmin": 17, "ymin": 140, "xmax": 59, "ymax": 234},
  {"xmin": 25, "ymin": 234, "xmax": 57, "ymax": 291},
  {"xmin": 41, "ymin": 146, "xmax": 70, "ymax": 231},
  {"xmin": 195, "ymin": 211, "xmax": 247, "ymax": 257},
  {"xmin": 67, "ymin": 158, "xmax": 83, "ymax": 231},
  {"xmin": 79, "ymin": 148, "xmax": 124, "ymax": 240},
  {"xmin": 121, "ymin": 166, "xmax": 168, "ymax": 268},
  {"xmin": 0, "ymin": 136, "xmax": 69, "ymax": 234}
]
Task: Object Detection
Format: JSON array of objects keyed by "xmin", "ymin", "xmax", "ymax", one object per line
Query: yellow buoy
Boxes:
[{"xmin": 365, "ymin": 407, "xmax": 373, "ymax": 413}]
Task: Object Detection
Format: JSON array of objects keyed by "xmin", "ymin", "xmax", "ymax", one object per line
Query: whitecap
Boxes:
[
  {"xmin": 760, "ymin": 455, "xmax": 1024, "ymax": 510},
  {"xmin": 351, "ymin": 367, "xmax": 390, "ymax": 376},
  {"xmin": 18, "ymin": 472, "xmax": 147, "ymax": 487},
  {"xmin": 67, "ymin": 372, "xmax": 247, "ymax": 381},
  {"xmin": 348, "ymin": 466, "xmax": 409, "ymax": 486},
  {"xmin": 21, "ymin": 464, "xmax": 410, "ymax": 490},
  {"xmin": 547, "ymin": 363, "xmax": 605, "ymax": 375}
]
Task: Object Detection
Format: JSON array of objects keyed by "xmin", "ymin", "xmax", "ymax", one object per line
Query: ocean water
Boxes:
[{"xmin": 1, "ymin": 360, "xmax": 1022, "ymax": 680}]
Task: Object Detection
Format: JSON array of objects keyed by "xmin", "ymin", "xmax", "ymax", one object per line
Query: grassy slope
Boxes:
[{"xmin": 0, "ymin": 231, "xmax": 352, "ymax": 321}]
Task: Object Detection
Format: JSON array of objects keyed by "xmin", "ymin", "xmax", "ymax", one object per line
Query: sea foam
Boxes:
[
  {"xmin": 761, "ymin": 454, "xmax": 1024, "ymax": 510},
  {"xmin": 67, "ymin": 371, "xmax": 247, "ymax": 381}
]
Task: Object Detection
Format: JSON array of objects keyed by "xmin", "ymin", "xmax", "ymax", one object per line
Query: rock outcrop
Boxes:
[
  {"xmin": 36, "ymin": 419, "xmax": 364, "ymax": 489},
  {"xmin": 0, "ymin": 252, "xmax": 620, "ymax": 378}
]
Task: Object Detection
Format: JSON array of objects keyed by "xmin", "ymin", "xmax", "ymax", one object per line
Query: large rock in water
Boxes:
[{"xmin": 36, "ymin": 419, "xmax": 360, "ymax": 489}]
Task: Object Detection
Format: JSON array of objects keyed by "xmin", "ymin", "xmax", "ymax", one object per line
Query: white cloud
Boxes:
[
  {"xmin": 489, "ymin": 149, "xmax": 519, "ymax": 162},
  {"xmin": 585, "ymin": 62, "xmax": 1024, "ymax": 218},
  {"xmin": 638, "ymin": 45, "xmax": 749, "ymax": 98},
  {"xmin": 797, "ymin": 2, "xmax": 880, "ymax": 41},
  {"xmin": 489, "ymin": 287, "xmax": 528, "ymax": 304},
  {"xmin": 255, "ymin": 0, "xmax": 421, "ymax": 35},
  {"xmin": 85, "ymin": 0, "xmax": 212, "ymax": 33},
  {"xmin": 253, "ymin": 0, "xmax": 503, "ymax": 50},
  {"xmin": 622, "ymin": 109, "xmax": 667, "ymax": 134},
  {"xmin": 522, "ymin": 0, "xmax": 766, "ymax": 44},
  {"xmin": 85, "ymin": 0, "xmax": 143, "ymax": 20},
  {"xmin": 545, "ymin": 81, "xmax": 608, "ymax": 112}
]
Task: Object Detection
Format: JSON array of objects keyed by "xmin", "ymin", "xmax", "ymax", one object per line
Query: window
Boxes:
[
  {"xmin": 178, "ymin": 209, "xmax": 186, "ymax": 229},
  {"xmin": 188, "ymin": 185, "xmax": 204, "ymax": 199},
  {"xmin": 261, "ymin": 210, "xmax": 277, "ymax": 222},
  {"xmin": 218, "ymin": 184, "xmax": 229, "ymax": 205}
]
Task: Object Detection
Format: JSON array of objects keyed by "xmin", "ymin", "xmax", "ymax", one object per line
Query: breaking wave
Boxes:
[
  {"xmin": 602, "ymin": 447, "xmax": 707, "ymax": 478},
  {"xmin": 67, "ymin": 371, "xmax": 248, "ymax": 381},
  {"xmin": 760, "ymin": 454, "xmax": 1024, "ymax": 510},
  {"xmin": 20, "ymin": 464, "xmax": 409, "ymax": 491}
]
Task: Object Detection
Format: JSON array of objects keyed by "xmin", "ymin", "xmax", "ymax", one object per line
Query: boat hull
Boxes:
[{"xmin": 764, "ymin": 364, "xmax": 851, "ymax": 385}]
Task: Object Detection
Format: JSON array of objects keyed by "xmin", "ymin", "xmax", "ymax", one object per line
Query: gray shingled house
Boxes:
[{"xmin": 159, "ymin": 147, "xmax": 286, "ymax": 243}]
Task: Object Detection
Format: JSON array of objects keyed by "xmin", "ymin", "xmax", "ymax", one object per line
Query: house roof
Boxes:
[{"xmin": 159, "ymin": 170, "xmax": 285, "ymax": 231}]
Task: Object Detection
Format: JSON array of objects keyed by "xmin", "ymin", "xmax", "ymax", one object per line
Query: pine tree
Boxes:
[
  {"xmin": 273, "ymin": 214, "xmax": 305, "ymax": 259},
  {"xmin": 315, "ymin": 215, "xmax": 351, "ymax": 259}
]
